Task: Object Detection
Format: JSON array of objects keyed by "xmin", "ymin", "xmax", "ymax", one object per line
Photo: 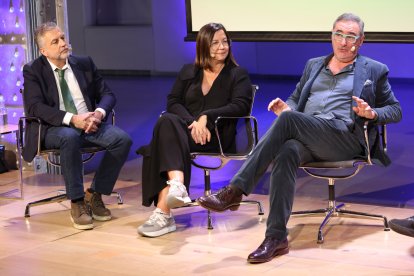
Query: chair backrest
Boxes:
[
  {"xmin": 249, "ymin": 84, "xmax": 259, "ymax": 115},
  {"xmin": 215, "ymin": 84, "xmax": 259, "ymax": 156}
]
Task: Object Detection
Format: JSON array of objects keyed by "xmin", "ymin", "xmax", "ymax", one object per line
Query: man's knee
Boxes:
[
  {"xmin": 111, "ymin": 128, "xmax": 132, "ymax": 149},
  {"xmin": 120, "ymin": 131, "xmax": 133, "ymax": 148},
  {"xmin": 277, "ymin": 111, "xmax": 303, "ymax": 125},
  {"xmin": 278, "ymin": 139, "xmax": 304, "ymax": 164}
]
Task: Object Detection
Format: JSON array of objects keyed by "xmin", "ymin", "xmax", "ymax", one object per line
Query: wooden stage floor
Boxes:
[{"xmin": 0, "ymin": 159, "xmax": 413, "ymax": 275}]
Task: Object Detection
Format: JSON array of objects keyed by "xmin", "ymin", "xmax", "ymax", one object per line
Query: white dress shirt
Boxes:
[{"xmin": 47, "ymin": 58, "xmax": 106, "ymax": 125}]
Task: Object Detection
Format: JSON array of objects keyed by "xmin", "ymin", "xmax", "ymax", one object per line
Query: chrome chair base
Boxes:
[
  {"xmin": 24, "ymin": 191, "xmax": 123, "ymax": 217},
  {"xmin": 292, "ymin": 201, "xmax": 390, "ymax": 244},
  {"xmin": 182, "ymin": 199, "xmax": 264, "ymax": 230}
]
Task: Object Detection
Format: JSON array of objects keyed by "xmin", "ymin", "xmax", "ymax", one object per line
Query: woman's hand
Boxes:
[{"xmin": 188, "ymin": 115, "xmax": 211, "ymax": 145}]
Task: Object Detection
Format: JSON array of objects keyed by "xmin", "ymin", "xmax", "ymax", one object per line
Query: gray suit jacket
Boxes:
[{"xmin": 286, "ymin": 54, "xmax": 402, "ymax": 166}]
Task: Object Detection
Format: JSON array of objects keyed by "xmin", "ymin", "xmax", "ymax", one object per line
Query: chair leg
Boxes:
[
  {"xmin": 111, "ymin": 191, "xmax": 123, "ymax": 205},
  {"xmin": 239, "ymin": 200, "xmax": 265, "ymax": 215},
  {"xmin": 207, "ymin": 210, "xmax": 213, "ymax": 230},
  {"xmin": 24, "ymin": 190, "xmax": 123, "ymax": 217},
  {"xmin": 203, "ymin": 169, "xmax": 214, "ymax": 230},
  {"xmin": 292, "ymin": 176, "xmax": 390, "ymax": 244},
  {"xmin": 24, "ymin": 193, "xmax": 68, "ymax": 217},
  {"xmin": 291, "ymin": 208, "xmax": 328, "ymax": 216},
  {"xmin": 200, "ymin": 168, "xmax": 265, "ymax": 229},
  {"xmin": 316, "ymin": 204, "xmax": 341, "ymax": 244},
  {"xmin": 292, "ymin": 207, "xmax": 331, "ymax": 244},
  {"xmin": 337, "ymin": 209, "xmax": 390, "ymax": 231}
]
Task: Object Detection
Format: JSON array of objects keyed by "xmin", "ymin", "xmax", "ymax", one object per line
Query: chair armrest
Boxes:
[
  {"xmin": 18, "ymin": 116, "xmax": 43, "ymax": 156},
  {"xmin": 214, "ymin": 115, "xmax": 258, "ymax": 159},
  {"xmin": 363, "ymin": 121, "xmax": 388, "ymax": 165},
  {"xmin": 18, "ymin": 109, "xmax": 115, "ymax": 159},
  {"xmin": 380, "ymin": 124, "xmax": 387, "ymax": 153},
  {"xmin": 362, "ymin": 121, "xmax": 372, "ymax": 165},
  {"xmin": 109, "ymin": 109, "xmax": 116, "ymax": 125}
]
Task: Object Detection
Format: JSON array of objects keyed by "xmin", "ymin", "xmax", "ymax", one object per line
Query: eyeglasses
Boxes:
[
  {"xmin": 210, "ymin": 39, "xmax": 230, "ymax": 50},
  {"xmin": 332, "ymin": 31, "xmax": 360, "ymax": 44}
]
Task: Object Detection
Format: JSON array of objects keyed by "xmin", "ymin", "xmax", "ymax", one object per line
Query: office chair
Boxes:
[
  {"xmin": 17, "ymin": 111, "xmax": 123, "ymax": 218},
  {"xmin": 292, "ymin": 122, "xmax": 390, "ymax": 243},
  {"xmin": 190, "ymin": 84, "xmax": 264, "ymax": 229}
]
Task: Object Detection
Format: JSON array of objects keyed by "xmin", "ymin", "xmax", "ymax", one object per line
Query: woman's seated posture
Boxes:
[{"xmin": 137, "ymin": 23, "xmax": 253, "ymax": 237}]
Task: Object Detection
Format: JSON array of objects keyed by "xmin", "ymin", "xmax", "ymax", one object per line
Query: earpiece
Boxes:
[{"xmin": 351, "ymin": 46, "xmax": 356, "ymax": 52}]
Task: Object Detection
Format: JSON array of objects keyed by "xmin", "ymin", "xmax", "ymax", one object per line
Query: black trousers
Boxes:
[
  {"xmin": 231, "ymin": 111, "xmax": 364, "ymax": 239},
  {"xmin": 138, "ymin": 113, "xmax": 221, "ymax": 207}
]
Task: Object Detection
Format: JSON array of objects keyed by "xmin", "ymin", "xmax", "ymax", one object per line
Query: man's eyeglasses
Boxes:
[
  {"xmin": 210, "ymin": 40, "xmax": 230, "ymax": 50},
  {"xmin": 332, "ymin": 32, "xmax": 360, "ymax": 44}
]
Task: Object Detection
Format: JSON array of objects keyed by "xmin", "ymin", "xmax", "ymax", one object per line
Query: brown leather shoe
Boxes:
[
  {"xmin": 197, "ymin": 185, "xmax": 242, "ymax": 212},
  {"xmin": 389, "ymin": 216, "xmax": 414, "ymax": 237},
  {"xmin": 247, "ymin": 237, "xmax": 289, "ymax": 263}
]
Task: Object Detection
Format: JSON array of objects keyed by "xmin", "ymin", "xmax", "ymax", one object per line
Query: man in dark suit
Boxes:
[
  {"xmin": 197, "ymin": 13, "xmax": 402, "ymax": 263},
  {"xmin": 23, "ymin": 22, "xmax": 132, "ymax": 230}
]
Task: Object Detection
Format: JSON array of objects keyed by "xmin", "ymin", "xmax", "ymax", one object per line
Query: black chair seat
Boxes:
[
  {"xmin": 302, "ymin": 159, "xmax": 367, "ymax": 169},
  {"xmin": 40, "ymin": 146, "xmax": 105, "ymax": 155}
]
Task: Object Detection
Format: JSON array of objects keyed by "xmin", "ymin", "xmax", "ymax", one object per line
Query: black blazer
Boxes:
[
  {"xmin": 167, "ymin": 63, "xmax": 252, "ymax": 129},
  {"xmin": 22, "ymin": 55, "xmax": 116, "ymax": 162},
  {"xmin": 166, "ymin": 63, "xmax": 252, "ymax": 151}
]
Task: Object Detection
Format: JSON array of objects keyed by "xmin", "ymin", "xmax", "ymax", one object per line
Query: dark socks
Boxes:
[
  {"xmin": 71, "ymin": 197, "xmax": 84, "ymax": 203},
  {"xmin": 229, "ymin": 184, "xmax": 243, "ymax": 196}
]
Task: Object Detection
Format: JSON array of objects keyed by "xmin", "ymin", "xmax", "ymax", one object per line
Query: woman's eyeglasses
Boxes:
[{"xmin": 210, "ymin": 40, "xmax": 230, "ymax": 50}]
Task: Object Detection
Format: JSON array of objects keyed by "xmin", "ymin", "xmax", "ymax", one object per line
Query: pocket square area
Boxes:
[{"xmin": 364, "ymin": 79, "xmax": 373, "ymax": 86}]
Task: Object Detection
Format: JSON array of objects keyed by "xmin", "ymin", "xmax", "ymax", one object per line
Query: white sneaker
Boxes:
[
  {"xmin": 137, "ymin": 208, "xmax": 176, "ymax": 237},
  {"xmin": 166, "ymin": 179, "xmax": 192, "ymax": 208}
]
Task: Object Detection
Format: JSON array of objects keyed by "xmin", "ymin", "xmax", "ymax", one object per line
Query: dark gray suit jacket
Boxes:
[
  {"xmin": 22, "ymin": 55, "xmax": 116, "ymax": 162},
  {"xmin": 286, "ymin": 54, "xmax": 402, "ymax": 166}
]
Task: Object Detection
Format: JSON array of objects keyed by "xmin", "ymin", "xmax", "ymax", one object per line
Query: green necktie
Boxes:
[{"xmin": 56, "ymin": 68, "xmax": 78, "ymax": 114}]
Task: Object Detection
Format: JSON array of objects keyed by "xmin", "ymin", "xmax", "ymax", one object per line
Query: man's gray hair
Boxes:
[
  {"xmin": 333, "ymin": 13, "xmax": 364, "ymax": 36},
  {"xmin": 34, "ymin": 22, "xmax": 59, "ymax": 48}
]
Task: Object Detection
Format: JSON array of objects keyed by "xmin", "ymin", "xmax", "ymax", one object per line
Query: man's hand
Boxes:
[
  {"xmin": 84, "ymin": 112, "xmax": 102, "ymax": 133},
  {"xmin": 70, "ymin": 112, "xmax": 94, "ymax": 130},
  {"xmin": 267, "ymin": 98, "xmax": 291, "ymax": 116},
  {"xmin": 93, "ymin": 110, "xmax": 104, "ymax": 121},
  {"xmin": 352, "ymin": 96, "xmax": 377, "ymax": 120},
  {"xmin": 188, "ymin": 115, "xmax": 211, "ymax": 145},
  {"xmin": 70, "ymin": 112, "xmax": 102, "ymax": 133}
]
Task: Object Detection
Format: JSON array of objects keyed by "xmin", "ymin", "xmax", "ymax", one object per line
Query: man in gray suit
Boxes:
[{"xmin": 197, "ymin": 13, "xmax": 402, "ymax": 263}]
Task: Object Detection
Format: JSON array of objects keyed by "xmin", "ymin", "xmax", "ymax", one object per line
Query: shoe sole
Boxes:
[
  {"xmin": 247, "ymin": 247, "xmax": 289, "ymax": 264},
  {"xmin": 138, "ymin": 225, "xmax": 177, "ymax": 237},
  {"xmin": 92, "ymin": 214, "xmax": 112, "ymax": 221},
  {"xmin": 197, "ymin": 200, "xmax": 240, "ymax": 212},
  {"xmin": 389, "ymin": 221, "xmax": 414, "ymax": 237},
  {"xmin": 167, "ymin": 196, "xmax": 192, "ymax": 209},
  {"xmin": 70, "ymin": 216, "xmax": 94, "ymax": 230}
]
